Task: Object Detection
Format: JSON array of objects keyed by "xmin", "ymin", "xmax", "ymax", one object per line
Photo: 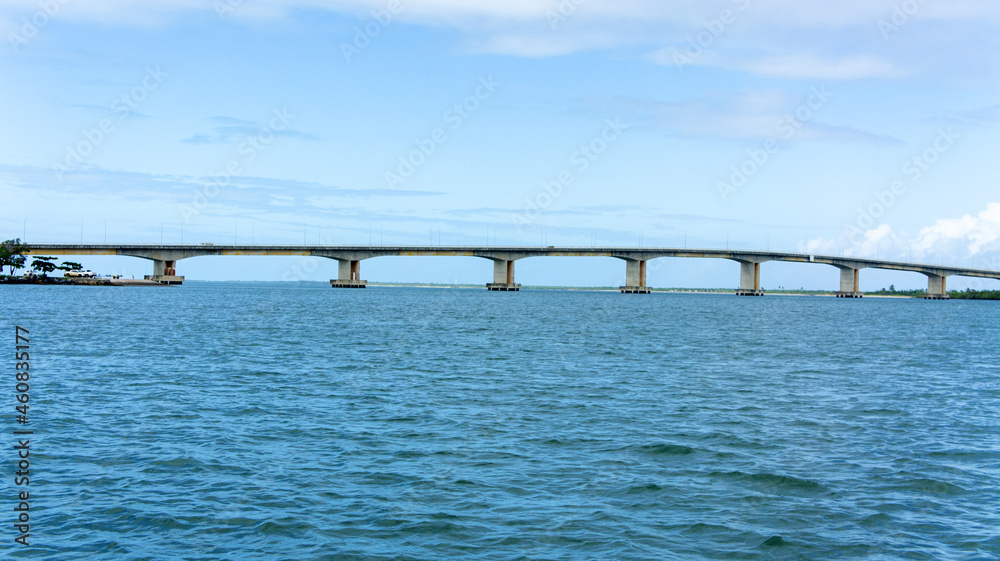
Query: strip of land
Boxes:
[
  {"xmin": 2, "ymin": 277, "xmax": 998, "ymax": 298},
  {"xmin": 0, "ymin": 277, "xmax": 165, "ymax": 286}
]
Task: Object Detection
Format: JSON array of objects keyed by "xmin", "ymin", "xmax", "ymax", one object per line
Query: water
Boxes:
[{"xmin": 2, "ymin": 283, "xmax": 999, "ymax": 560}]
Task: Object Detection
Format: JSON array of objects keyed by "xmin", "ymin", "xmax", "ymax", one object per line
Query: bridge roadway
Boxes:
[{"xmin": 24, "ymin": 244, "xmax": 1000, "ymax": 298}]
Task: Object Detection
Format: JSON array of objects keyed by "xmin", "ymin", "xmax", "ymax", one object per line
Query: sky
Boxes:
[{"xmin": 1, "ymin": 0, "xmax": 999, "ymax": 289}]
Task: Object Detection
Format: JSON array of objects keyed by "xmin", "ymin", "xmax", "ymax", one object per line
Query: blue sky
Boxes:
[{"xmin": 2, "ymin": 0, "xmax": 999, "ymax": 289}]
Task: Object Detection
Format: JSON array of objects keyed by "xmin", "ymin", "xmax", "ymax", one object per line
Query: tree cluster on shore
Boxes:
[
  {"xmin": 948, "ymin": 289, "xmax": 1000, "ymax": 300},
  {"xmin": 0, "ymin": 239, "xmax": 85, "ymax": 277},
  {"xmin": 0, "ymin": 239, "xmax": 28, "ymax": 275},
  {"xmin": 870, "ymin": 284, "xmax": 1000, "ymax": 300},
  {"xmin": 870, "ymin": 285, "xmax": 927, "ymax": 297}
]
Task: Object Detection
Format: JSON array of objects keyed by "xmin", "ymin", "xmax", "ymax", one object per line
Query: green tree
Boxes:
[
  {"xmin": 30, "ymin": 256, "xmax": 58, "ymax": 277},
  {"xmin": 8, "ymin": 254, "xmax": 25, "ymax": 275},
  {"xmin": 58, "ymin": 261, "xmax": 84, "ymax": 272},
  {"xmin": 0, "ymin": 238, "xmax": 28, "ymax": 276}
]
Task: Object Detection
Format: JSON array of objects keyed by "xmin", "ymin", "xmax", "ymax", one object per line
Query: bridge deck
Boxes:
[{"xmin": 22, "ymin": 244, "xmax": 1000, "ymax": 280}]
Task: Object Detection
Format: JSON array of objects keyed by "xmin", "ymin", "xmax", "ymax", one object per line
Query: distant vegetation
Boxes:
[
  {"xmin": 869, "ymin": 285, "xmax": 927, "ymax": 297},
  {"xmin": 29, "ymin": 256, "xmax": 59, "ymax": 276},
  {"xmin": 0, "ymin": 238, "xmax": 28, "ymax": 275},
  {"xmin": 1, "ymin": 239, "xmax": 89, "ymax": 280},
  {"xmin": 868, "ymin": 285, "xmax": 1000, "ymax": 300},
  {"xmin": 948, "ymin": 289, "xmax": 1000, "ymax": 300}
]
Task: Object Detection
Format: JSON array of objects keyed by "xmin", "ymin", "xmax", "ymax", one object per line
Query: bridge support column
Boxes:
[
  {"xmin": 836, "ymin": 268, "xmax": 863, "ymax": 298},
  {"xmin": 736, "ymin": 261, "xmax": 763, "ymax": 296},
  {"xmin": 620, "ymin": 259, "xmax": 650, "ymax": 294},
  {"xmin": 487, "ymin": 260, "xmax": 520, "ymax": 291},
  {"xmin": 924, "ymin": 274, "xmax": 949, "ymax": 299},
  {"xmin": 145, "ymin": 259, "xmax": 184, "ymax": 284},
  {"xmin": 330, "ymin": 259, "xmax": 367, "ymax": 288}
]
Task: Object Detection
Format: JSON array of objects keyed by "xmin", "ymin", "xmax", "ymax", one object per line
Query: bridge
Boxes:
[{"xmin": 23, "ymin": 244, "xmax": 1000, "ymax": 298}]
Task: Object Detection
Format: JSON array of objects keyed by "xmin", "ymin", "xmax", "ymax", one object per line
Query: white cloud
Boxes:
[
  {"xmin": 570, "ymin": 90, "xmax": 897, "ymax": 142},
  {"xmin": 736, "ymin": 54, "xmax": 902, "ymax": 80},
  {"xmin": 3, "ymin": 0, "xmax": 995, "ymax": 27},
  {"xmin": 912, "ymin": 203, "xmax": 1000, "ymax": 257},
  {"xmin": 800, "ymin": 203, "xmax": 1000, "ymax": 266},
  {"xmin": 3, "ymin": 0, "xmax": 1000, "ymax": 63},
  {"xmin": 650, "ymin": 48, "xmax": 904, "ymax": 80}
]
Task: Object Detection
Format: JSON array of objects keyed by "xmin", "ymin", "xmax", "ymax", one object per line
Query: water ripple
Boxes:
[{"xmin": 2, "ymin": 285, "xmax": 999, "ymax": 560}]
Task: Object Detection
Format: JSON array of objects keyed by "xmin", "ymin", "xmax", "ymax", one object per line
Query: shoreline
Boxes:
[
  {"xmin": 3, "ymin": 278, "xmax": 996, "ymax": 298},
  {"xmin": 0, "ymin": 277, "xmax": 166, "ymax": 286}
]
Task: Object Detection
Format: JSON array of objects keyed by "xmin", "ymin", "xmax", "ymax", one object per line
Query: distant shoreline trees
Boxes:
[
  {"xmin": 1, "ymin": 240, "xmax": 93, "ymax": 279},
  {"xmin": 948, "ymin": 288, "xmax": 1000, "ymax": 300},
  {"xmin": 0, "ymin": 239, "xmax": 28, "ymax": 275},
  {"xmin": 58, "ymin": 261, "xmax": 84, "ymax": 273},
  {"xmin": 871, "ymin": 285, "xmax": 1000, "ymax": 300},
  {"xmin": 29, "ymin": 256, "xmax": 58, "ymax": 277}
]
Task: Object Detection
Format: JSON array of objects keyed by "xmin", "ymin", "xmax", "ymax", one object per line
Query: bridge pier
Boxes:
[
  {"xmin": 620, "ymin": 259, "xmax": 649, "ymax": 294},
  {"xmin": 835, "ymin": 267, "xmax": 863, "ymax": 298},
  {"xmin": 145, "ymin": 259, "xmax": 184, "ymax": 284},
  {"xmin": 924, "ymin": 273, "xmax": 949, "ymax": 299},
  {"xmin": 24, "ymin": 245, "xmax": 1000, "ymax": 296},
  {"xmin": 487, "ymin": 259, "xmax": 520, "ymax": 291},
  {"xmin": 735, "ymin": 261, "xmax": 763, "ymax": 296},
  {"xmin": 330, "ymin": 259, "xmax": 367, "ymax": 288}
]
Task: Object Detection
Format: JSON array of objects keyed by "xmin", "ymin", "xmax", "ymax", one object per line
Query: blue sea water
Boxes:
[{"xmin": 2, "ymin": 283, "xmax": 999, "ymax": 560}]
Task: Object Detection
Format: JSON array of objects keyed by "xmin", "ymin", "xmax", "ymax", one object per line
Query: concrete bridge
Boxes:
[{"xmin": 23, "ymin": 244, "xmax": 1000, "ymax": 298}]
